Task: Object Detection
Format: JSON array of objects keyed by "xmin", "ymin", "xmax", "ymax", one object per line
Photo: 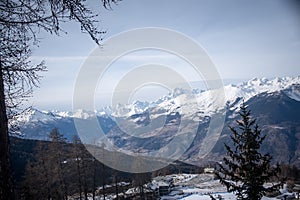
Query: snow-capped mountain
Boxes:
[
  {"xmin": 10, "ymin": 76, "xmax": 300, "ymax": 165},
  {"xmin": 12, "ymin": 76, "xmax": 300, "ymax": 135},
  {"xmin": 109, "ymin": 76, "xmax": 300, "ymax": 118},
  {"xmin": 12, "ymin": 76, "xmax": 300, "ymax": 124},
  {"xmin": 224, "ymin": 76, "xmax": 300, "ymax": 105}
]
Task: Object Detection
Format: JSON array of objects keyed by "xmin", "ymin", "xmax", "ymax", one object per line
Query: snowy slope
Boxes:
[{"xmin": 14, "ymin": 108, "xmax": 61, "ymax": 123}]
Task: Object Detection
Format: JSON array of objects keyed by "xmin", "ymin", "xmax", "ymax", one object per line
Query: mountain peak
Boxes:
[{"xmin": 13, "ymin": 76, "xmax": 300, "ymax": 121}]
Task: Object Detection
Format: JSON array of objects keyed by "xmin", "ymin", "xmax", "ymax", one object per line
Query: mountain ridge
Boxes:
[
  {"xmin": 10, "ymin": 76, "xmax": 300, "ymax": 166},
  {"xmin": 12, "ymin": 76, "xmax": 300, "ymax": 122}
]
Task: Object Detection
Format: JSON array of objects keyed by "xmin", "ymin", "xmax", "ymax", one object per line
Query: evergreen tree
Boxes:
[{"xmin": 215, "ymin": 103, "xmax": 282, "ymax": 200}]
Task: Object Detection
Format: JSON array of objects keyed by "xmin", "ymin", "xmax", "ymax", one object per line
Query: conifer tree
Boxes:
[{"xmin": 215, "ymin": 103, "xmax": 282, "ymax": 200}]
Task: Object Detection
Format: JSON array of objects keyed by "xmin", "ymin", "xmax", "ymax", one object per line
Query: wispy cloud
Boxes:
[{"xmin": 30, "ymin": 56, "xmax": 87, "ymax": 62}]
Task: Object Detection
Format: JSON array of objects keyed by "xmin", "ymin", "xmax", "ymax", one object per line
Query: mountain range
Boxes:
[{"xmin": 11, "ymin": 76, "xmax": 300, "ymax": 166}]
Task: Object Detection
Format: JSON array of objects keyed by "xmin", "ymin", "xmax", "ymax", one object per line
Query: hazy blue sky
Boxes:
[{"xmin": 29, "ymin": 0, "xmax": 300, "ymax": 111}]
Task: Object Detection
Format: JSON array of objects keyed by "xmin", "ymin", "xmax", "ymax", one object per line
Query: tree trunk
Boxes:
[
  {"xmin": 76, "ymin": 157, "xmax": 82, "ymax": 200},
  {"xmin": 102, "ymin": 162, "xmax": 106, "ymax": 200},
  {"xmin": 0, "ymin": 65, "xmax": 14, "ymax": 200},
  {"xmin": 115, "ymin": 175, "xmax": 118, "ymax": 200}
]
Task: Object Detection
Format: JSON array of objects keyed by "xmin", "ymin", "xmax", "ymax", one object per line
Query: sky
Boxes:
[{"xmin": 29, "ymin": 0, "xmax": 300, "ymax": 111}]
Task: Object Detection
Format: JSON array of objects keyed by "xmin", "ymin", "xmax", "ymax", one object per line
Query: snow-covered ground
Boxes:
[
  {"xmin": 69, "ymin": 173, "xmax": 295, "ymax": 200},
  {"xmin": 157, "ymin": 174, "xmax": 293, "ymax": 200}
]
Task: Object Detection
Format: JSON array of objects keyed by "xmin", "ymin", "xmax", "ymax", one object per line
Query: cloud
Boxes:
[{"xmin": 30, "ymin": 56, "xmax": 87, "ymax": 62}]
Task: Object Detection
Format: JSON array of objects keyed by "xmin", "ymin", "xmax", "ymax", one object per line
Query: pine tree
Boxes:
[{"xmin": 215, "ymin": 103, "xmax": 282, "ymax": 200}]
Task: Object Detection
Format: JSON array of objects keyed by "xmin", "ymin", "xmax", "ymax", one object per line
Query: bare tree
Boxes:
[
  {"xmin": 23, "ymin": 140, "xmax": 52, "ymax": 200},
  {"xmin": 24, "ymin": 128, "xmax": 70, "ymax": 199},
  {"xmin": 132, "ymin": 173, "xmax": 151, "ymax": 200},
  {"xmin": 48, "ymin": 128, "xmax": 69, "ymax": 200},
  {"xmin": 72, "ymin": 135, "xmax": 84, "ymax": 199},
  {"xmin": 0, "ymin": 0, "xmax": 119, "ymax": 199}
]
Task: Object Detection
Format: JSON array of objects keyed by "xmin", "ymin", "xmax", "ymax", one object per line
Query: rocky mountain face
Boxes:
[
  {"xmin": 11, "ymin": 77, "xmax": 300, "ymax": 166},
  {"xmin": 190, "ymin": 89, "xmax": 300, "ymax": 166}
]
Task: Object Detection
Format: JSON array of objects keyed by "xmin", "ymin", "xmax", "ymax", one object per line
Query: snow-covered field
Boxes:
[{"xmin": 157, "ymin": 174, "xmax": 293, "ymax": 200}]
